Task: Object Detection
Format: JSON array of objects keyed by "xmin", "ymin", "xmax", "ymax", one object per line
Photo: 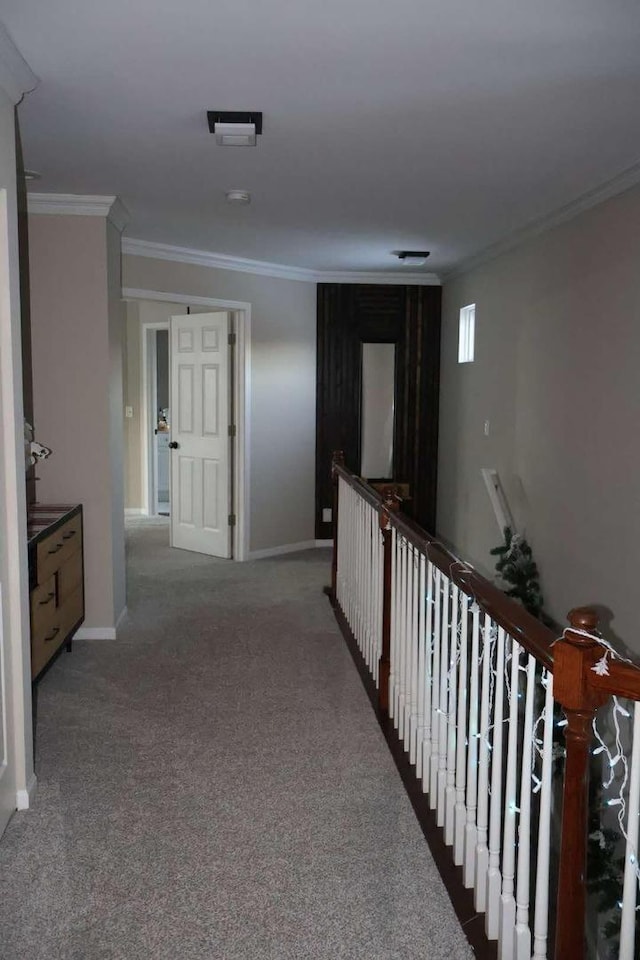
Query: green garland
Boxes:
[
  {"xmin": 489, "ymin": 526, "xmax": 544, "ymax": 619},
  {"xmin": 490, "ymin": 526, "xmax": 631, "ymax": 954}
]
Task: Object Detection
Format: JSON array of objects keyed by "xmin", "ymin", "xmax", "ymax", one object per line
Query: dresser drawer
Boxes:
[
  {"xmin": 36, "ymin": 514, "xmax": 82, "ymax": 584},
  {"xmin": 30, "ymin": 574, "xmax": 58, "ymax": 641},
  {"xmin": 31, "ymin": 610, "xmax": 65, "ymax": 679},
  {"xmin": 58, "ymin": 586, "xmax": 83, "ymax": 640},
  {"xmin": 58, "ymin": 550, "xmax": 83, "ymax": 606}
]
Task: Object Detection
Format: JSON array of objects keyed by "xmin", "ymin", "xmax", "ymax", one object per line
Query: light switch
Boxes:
[
  {"xmin": 322, "ymin": 508, "xmax": 332, "ymax": 524},
  {"xmin": 125, "ymin": 406, "xmax": 134, "ymax": 419},
  {"xmin": 484, "ymin": 420, "xmax": 490, "ymax": 436}
]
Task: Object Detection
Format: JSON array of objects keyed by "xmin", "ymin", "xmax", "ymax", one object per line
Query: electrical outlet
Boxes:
[
  {"xmin": 125, "ymin": 406, "xmax": 134, "ymax": 419},
  {"xmin": 322, "ymin": 507, "xmax": 332, "ymax": 524}
]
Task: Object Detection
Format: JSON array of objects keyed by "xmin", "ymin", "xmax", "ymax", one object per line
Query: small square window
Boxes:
[{"xmin": 458, "ymin": 304, "xmax": 475, "ymax": 363}]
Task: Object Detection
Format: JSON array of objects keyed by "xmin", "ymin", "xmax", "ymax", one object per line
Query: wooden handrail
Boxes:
[{"xmin": 332, "ymin": 456, "xmax": 556, "ymax": 671}]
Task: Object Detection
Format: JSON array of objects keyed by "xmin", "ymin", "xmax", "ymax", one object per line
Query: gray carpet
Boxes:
[{"xmin": 0, "ymin": 521, "xmax": 473, "ymax": 960}]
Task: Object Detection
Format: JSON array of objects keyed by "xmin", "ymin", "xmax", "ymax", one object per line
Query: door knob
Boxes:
[{"xmin": 169, "ymin": 441, "xmax": 179, "ymax": 449}]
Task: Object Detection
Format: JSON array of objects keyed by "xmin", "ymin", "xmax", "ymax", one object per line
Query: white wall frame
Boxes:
[{"xmin": 123, "ymin": 287, "xmax": 251, "ymax": 562}]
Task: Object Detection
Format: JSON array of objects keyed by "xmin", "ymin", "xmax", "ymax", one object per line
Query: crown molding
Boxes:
[
  {"xmin": 444, "ymin": 157, "xmax": 640, "ymax": 281},
  {"xmin": 27, "ymin": 193, "xmax": 130, "ymax": 232},
  {"xmin": 0, "ymin": 22, "xmax": 37, "ymax": 105},
  {"xmin": 122, "ymin": 237, "xmax": 441, "ymax": 285}
]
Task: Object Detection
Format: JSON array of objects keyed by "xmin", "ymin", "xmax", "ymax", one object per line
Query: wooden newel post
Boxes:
[
  {"xmin": 554, "ymin": 607, "xmax": 608, "ymax": 960},
  {"xmin": 378, "ymin": 489, "xmax": 399, "ymax": 715},
  {"xmin": 329, "ymin": 451, "xmax": 345, "ymax": 602}
]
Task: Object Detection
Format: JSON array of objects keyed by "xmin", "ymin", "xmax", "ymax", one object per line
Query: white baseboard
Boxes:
[
  {"xmin": 315, "ymin": 539, "xmax": 333, "ymax": 547},
  {"xmin": 74, "ymin": 626, "xmax": 116, "ymax": 641},
  {"xmin": 248, "ymin": 540, "xmax": 317, "ymax": 560},
  {"xmin": 124, "ymin": 508, "xmax": 145, "ymax": 516},
  {"xmin": 16, "ymin": 772, "xmax": 37, "ymax": 810}
]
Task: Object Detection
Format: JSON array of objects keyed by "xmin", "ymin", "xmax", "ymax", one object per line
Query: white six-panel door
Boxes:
[{"xmin": 170, "ymin": 312, "xmax": 232, "ymax": 558}]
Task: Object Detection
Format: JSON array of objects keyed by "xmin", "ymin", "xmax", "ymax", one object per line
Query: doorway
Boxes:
[
  {"xmin": 142, "ymin": 323, "xmax": 171, "ymax": 518},
  {"xmin": 123, "ymin": 289, "xmax": 251, "ymax": 561}
]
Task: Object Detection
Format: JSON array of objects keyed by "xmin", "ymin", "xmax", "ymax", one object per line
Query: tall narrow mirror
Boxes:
[{"xmin": 360, "ymin": 342, "xmax": 395, "ymax": 479}]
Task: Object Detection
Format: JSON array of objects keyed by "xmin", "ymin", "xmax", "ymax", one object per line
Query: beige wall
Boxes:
[
  {"xmin": 439, "ymin": 183, "xmax": 640, "ymax": 651},
  {"xmin": 122, "ymin": 256, "xmax": 317, "ymax": 553},
  {"xmin": 29, "ymin": 213, "xmax": 125, "ymax": 633}
]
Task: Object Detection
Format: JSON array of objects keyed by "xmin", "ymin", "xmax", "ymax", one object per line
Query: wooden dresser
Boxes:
[{"xmin": 27, "ymin": 504, "xmax": 85, "ymax": 680}]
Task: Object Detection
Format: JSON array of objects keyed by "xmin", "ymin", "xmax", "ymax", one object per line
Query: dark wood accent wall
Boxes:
[
  {"xmin": 315, "ymin": 283, "xmax": 441, "ymax": 539},
  {"xmin": 15, "ymin": 112, "xmax": 36, "ymax": 505}
]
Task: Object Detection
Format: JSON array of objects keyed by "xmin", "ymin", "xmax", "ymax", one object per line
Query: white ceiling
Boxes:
[{"xmin": 3, "ymin": 0, "xmax": 640, "ymax": 276}]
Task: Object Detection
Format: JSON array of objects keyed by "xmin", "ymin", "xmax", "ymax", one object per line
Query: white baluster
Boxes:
[
  {"xmin": 356, "ymin": 496, "xmax": 363, "ymax": 650},
  {"xmin": 422, "ymin": 560, "xmax": 434, "ymax": 794},
  {"xmin": 498, "ymin": 638, "xmax": 521, "ymax": 958},
  {"xmin": 532, "ymin": 670, "xmax": 554, "ymax": 960},
  {"xmin": 403, "ymin": 542, "xmax": 413, "ymax": 749},
  {"xmin": 464, "ymin": 602, "xmax": 481, "ymax": 887},
  {"xmin": 486, "ymin": 626, "xmax": 506, "ymax": 940},
  {"xmin": 475, "ymin": 615, "xmax": 493, "ymax": 912},
  {"xmin": 429, "ymin": 568, "xmax": 442, "ymax": 807},
  {"xmin": 437, "ymin": 576, "xmax": 451, "ymax": 827},
  {"xmin": 415, "ymin": 553, "xmax": 426, "ymax": 778},
  {"xmin": 389, "ymin": 528, "xmax": 397, "ymax": 722},
  {"xmin": 454, "ymin": 592, "xmax": 469, "ymax": 865},
  {"xmin": 514, "ymin": 654, "xmax": 536, "ymax": 960},
  {"xmin": 408, "ymin": 546, "xmax": 418, "ymax": 756},
  {"xmin": 445, "ymin": 584, "xmax": 459, "ymax": 845},
  {"xmin": 620, "ymin": 702, "xmax": 640, "ymax": 960},
  {"xmin": 398, "ymin": 537, "xmax": 407, "ymax": 739},
  {"xmin": 365, "ymin": 503, "xmax": 374, "ymax": 677},
  {"xmin": 372, "ymin": 512, "xmax": 379, "ymax": 684}
]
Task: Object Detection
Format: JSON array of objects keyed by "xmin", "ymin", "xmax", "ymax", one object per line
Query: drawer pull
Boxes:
[
  {"xmin": 44, "ymin": 627, "xmax": 60, "ymax": 643},
  {"xmin": 39, "ymin": 592, "xmax": 55, "ymax": 606},
  {"xmin": 47, "ymin": 543, "xmax": 63, "ymax": 555},
  {"xmin": 62, "ymin": 530, "xmax": 76, "ymax": 541}
]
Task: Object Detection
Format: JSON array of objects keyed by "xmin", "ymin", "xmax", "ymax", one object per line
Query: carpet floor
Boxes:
[{"xmin": 0, "ymin": 520, "xmax": 473, "ymax": 960}]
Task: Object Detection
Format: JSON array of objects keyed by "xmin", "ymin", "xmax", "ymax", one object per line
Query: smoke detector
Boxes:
[
  {"xmin": 395, "ymin": 250, "xmax": 430, "ymax": 266},
  {"xmin": 226, "ymin": 190, "xmax": 251, "ymax": 205},
  {"xmin": 207, "ymin": 111, "xmax": 263, "ymax": 147}
]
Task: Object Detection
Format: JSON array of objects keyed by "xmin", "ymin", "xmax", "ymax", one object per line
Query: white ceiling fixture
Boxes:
[
  {"xmin": 207, "ymin": 111, "xmax": 262, "ymax": 147},
  {"xmin": 226, "ymin": 190, "xmax": 251, "ymax": 204},
  {"xmin": 395, "ymin": 250, "xmax": 430, "ymax": 266}
]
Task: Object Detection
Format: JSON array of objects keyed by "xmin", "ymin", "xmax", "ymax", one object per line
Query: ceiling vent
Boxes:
[
  {"xmin": 207, "ymin": 111, "xmax": 263, "ymax": 146},
  {"xmin": 395, "ymin": 250, "xmax": 430, "ymax": 266}
]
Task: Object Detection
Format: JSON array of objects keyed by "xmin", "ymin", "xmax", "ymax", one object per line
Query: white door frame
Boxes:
[{"xmin": 123, "ymin": 288, "xmax": 251, "ymax": 562}]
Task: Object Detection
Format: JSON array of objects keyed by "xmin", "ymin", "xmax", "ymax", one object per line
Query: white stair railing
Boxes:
[{"xmin": 330, "ymin": 458, "xmax": 640, "ymax": 960}]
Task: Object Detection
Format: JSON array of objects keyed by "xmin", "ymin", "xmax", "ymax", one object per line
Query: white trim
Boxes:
[
  {"xmin": 124, "ymin": 288, "xmax": 250, "ymax": 562},
  {"xmin": 0, "ymin": 23, "xmax": 37, "ymax": 105},
  {"xmin": 74, "ymin": 626, "xmax": 116, "ymax": 641},
  {"xmin": 445, "ymin": 157, "xmax": 640, "ymax": 280},
  {"xmin": 122, "ymin": 237, "xmax": 441, "ymax": 285},
  {"xmin": 16, "ymin": 772, "xmax": 37, "ymax": 811},
  {"xmin": 27, "ymin": 193, "xmax": 130, "ymax": 232},
  {"xmin": 315, "ymin": 539, "xmax": 333, "ymax": 548},
  {"xmin": 124, "ymin": 508, "xmax": 145, "ymax": 516},
  {"xmin": 248, "ymin": 540, "xmax": 318, "ymax": 560},
  {"xmin": 0, "ymin": 184, "xmax": 35, "ymax": 828}
]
